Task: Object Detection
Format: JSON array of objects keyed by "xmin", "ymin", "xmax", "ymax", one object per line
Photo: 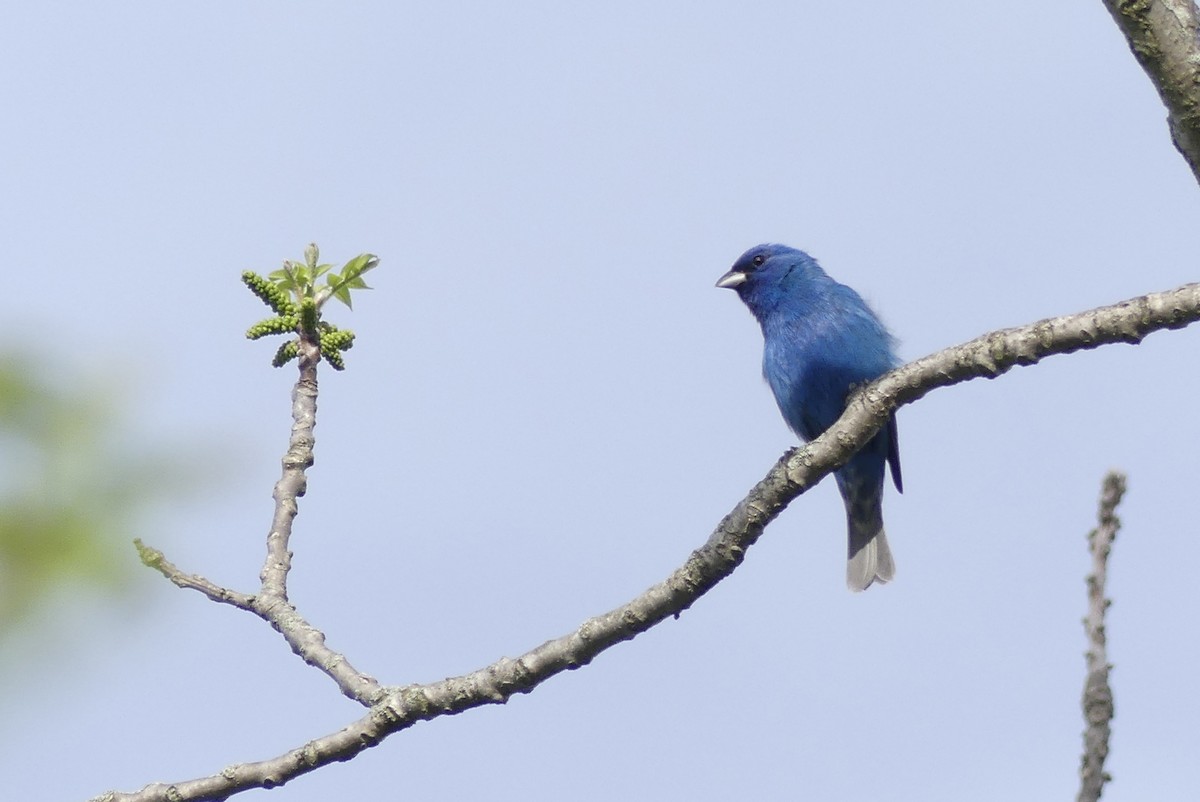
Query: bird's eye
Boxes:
[{"xmin": 752, "ymin": 254, "xmax": 766, "ymax": 268}]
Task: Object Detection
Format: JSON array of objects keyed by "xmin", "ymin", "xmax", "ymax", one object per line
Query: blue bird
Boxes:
[{"xmin": 717, "ymin": 244, "xmax": 902, "ymax": 591}]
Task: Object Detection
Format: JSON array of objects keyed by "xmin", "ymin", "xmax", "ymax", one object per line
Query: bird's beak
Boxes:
[{"xmin": 715, "ymin": 270, "xmax": 746, "ymax": 289}]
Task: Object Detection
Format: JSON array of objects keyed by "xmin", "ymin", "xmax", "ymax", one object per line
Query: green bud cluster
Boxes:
[
  {"xmin": 243, "ymin": 245, "xmax": 377, "ymax": 371},
  {"xmin": 245, "ymin": 316, "xmax": 299, "ymax": 340},
  {"xmin": 299, "ymin": 298, "xmax": 319, "ymax": 336},
  {"xmin": 272, "ymin": 340, "xmax": 299, "ymax": 368},
  {"xmin": 320, "ymin": 346, "xmax": 347, "ymax": 371},
  {"xmin": 242, "ymin": 271, "xmax": 298, "ymax": 316},
  {"xmin": 320, "ymin": 329, "xmax": 355, "ymax": 351},
  {"xmin": 317, "ymin": 324, "xmax": 354, "ymax": 371}
]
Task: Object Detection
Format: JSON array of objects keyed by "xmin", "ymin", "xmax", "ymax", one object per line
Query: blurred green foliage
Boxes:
[{"xmin": 0, "ymin": 355, "xmax": 189, "ymax": 641}]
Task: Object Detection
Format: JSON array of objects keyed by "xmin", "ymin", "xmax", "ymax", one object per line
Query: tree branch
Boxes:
[
  {"xmin": 135, "ymin": 336, "xmax": 384, "ymax": 708},
  {"xmin": 1102, "ymin": 0, "xmax": 1200, "ymax": 184},
  {"xmin": 95, "ymin": 282, "xmax": 1200, "ymax": 802},
  {"xmin": 257, "ymin": 339, "xmax": 318, "ymax": 600},
  {"xmin": 250, "ymin": 338, "xmax": 385, "ymax": 706},
  {"xmin": 1077, "ymin": 471, "xmax": 1124, "ymax": 802}
]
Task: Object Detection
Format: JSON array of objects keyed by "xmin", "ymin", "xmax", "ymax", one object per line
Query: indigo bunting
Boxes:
[{"xmin": 717, "ymin": 244, "xmax": 902, "ymax": 591}]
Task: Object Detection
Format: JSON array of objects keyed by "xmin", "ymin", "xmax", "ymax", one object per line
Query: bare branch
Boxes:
[
  {"xmin": 99, "ymin": 282, "xmax": 1200, "ymax": 802},
  {"xmin": 1077, "ymin": 471, "xmax": 1125, "ymax": 802},
  {"xmin": 258, "ymin": 339, "xmax": 319, "ymax": 599},
  {"xmin": 250, "ymin": 337, "xmax": 385, "ymax": 704},
  {"xmin": 136, "ymin": 336, "xmax": 384, "ymax": 707},
  {"xmin": 1102, "ymin": 0, "xmax": 1200, "ymax": 184}
]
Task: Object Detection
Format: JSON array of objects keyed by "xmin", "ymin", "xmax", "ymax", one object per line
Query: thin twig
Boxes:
[
  {"xmin": 99, "ymin": 282, "xmax": 1200, "ymax": 802},
  {"xmin": 1078, "ymin": 471, "xmax": 1125, "ymax": 802},
  {"xmin": 134, "ymin": 539, "xmax": 256, "ymax": 611}
]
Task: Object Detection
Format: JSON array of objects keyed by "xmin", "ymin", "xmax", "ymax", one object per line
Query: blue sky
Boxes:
[{"xmin": 2, "ymin": 3, "xmax": 1198, "ymax": 800}]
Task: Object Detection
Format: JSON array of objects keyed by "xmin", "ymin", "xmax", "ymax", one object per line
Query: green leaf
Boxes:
[
  {"xmin": 328, "ymin": 286, "xmax": 350, "ymax": 309},
  {"xmin": 322, "ymin": 253, "xmax": 378, "ymax": 309},
  {"xmin": 268, "ymin": 269, "xmax": 297, "ymax": 292},
  {"xmin": 341, "ymin": 253, "xmax": 379, "ymax": 280}
]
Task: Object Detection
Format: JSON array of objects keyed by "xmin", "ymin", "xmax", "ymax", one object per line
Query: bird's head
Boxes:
[{"xmin": 716, "ymin": 243, "xmax": 825, "ymax": 315}]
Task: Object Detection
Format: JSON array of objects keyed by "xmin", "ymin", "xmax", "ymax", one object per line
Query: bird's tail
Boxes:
[
  {"xmin": 842, "ymin": 471, "xmax": 896, "ymax": 591},
  {"xmin": 847, "ymin": 526, "xmax": 895, "ymax": 592}
]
